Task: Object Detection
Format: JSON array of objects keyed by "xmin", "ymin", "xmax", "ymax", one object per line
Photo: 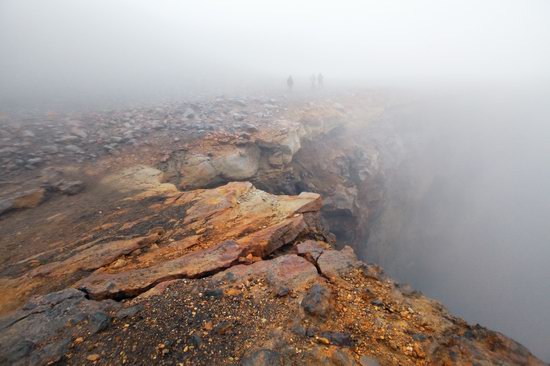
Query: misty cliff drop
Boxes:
[{"xmin": 0, "ymin": 94, "xmax": 546, "ymax": 365}]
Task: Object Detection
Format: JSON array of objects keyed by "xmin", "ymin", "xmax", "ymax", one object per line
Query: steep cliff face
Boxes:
[
  {"xmin": 0, "ymin": 95, "xmax": 545, "ymax": 365},
  {"xmin": 157, "ymin": 98, "xmax": 388, "ymax": 253},
  {"xmin": 361, "ymin": 93, "xmax": 550, "ymax": 362}
]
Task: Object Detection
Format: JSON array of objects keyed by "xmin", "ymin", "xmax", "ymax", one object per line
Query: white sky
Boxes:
[{"xmin": 1, "ymin": 0, "xmax": 549, "ymax": 97}]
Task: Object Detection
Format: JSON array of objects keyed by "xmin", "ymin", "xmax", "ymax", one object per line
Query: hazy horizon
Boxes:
[{"xmin": 2, "ymin": 0, "xmax": 550, "ymax": 108}]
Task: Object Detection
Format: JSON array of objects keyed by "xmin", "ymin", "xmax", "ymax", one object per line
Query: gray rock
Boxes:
[
  {"xmin": 42, "ymin": 145, "xmax": 59, "ymax": 154},
  {"xmin": 190, "ymin": 334, "xmax": 202, "ymax": 347},
  {"xmin": 317, "ymin": 246, "xmax": 360, "ymax": 277},
  {"xmin": 0, "ymin": 199, "xmax": 13, "ymax": 216},
  {"xmin": 301, "ymin": 283, "xmax": 332, "ymax": 318},
  {"xmin": 232, "ymin": 113, "xmax": 245, "ymax": 121},
  {"xmin": 211, "ymin": 145, "xmax": 261, "ymax": 180},
  {"xmin": 70, "ymin": 127, "xmax": 88, "ymax": 139},
  {"xmin": 89, "ymin": 311, "xmax": 110, "ymax": 333},
  {"xmin": 26, "ymin": 157, "xmax": 43, "ymax": 166},
  {"xmin": 204, "ymin": 288, "xmax": 224, "ymax": 298},
  {"xmin": 29, "ymin": 337, "xmax": 71, "ymax": 365},
  {"xmin": 116, "ymin": 305, "xmax": 143, "ymax": 319},
  {"xmin": 64, "ymin": 144, "xmax": 85, "ymax": 154},
  {"xmin": 183, "ymin": 108, "xmax": 195, "ymax": 119},
  {"xmin": 241, "ymin": 349, "xmax": 284, "ymax": 366},
  {"xmin": 0, "ymin": 288, "xmax": 119, "ymax": 366},
  {"xmin": 55, "ymin": 180, "xmax": 85, "ymax": 195},
  {"xmin": 319, "ymin": 331, "xmax": 353, "ymax": 346},
  {"xmin": 57, "ymin": 135, "xmax": 80, "ymax": 143}
]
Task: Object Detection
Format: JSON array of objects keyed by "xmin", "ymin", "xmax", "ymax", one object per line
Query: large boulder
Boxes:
[{"xmin": 212, "ymin": 144, "xmax": 261, "ymax": 180}]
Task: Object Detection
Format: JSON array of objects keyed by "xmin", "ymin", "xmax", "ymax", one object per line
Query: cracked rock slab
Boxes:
[
  {"xmin": 77, "ymin": 239, "xmax": 245, "ymax": 300},
  {"xmin": 318, "ymin": 246, "xmax": 361, "ymax": 278},
  {"xmin": 1, "ymin": 177, "xmax": 324, "ymax": 309},
  {"xmin": 212, "ymin": 254, "xmax": 319, "ymax": 292}
]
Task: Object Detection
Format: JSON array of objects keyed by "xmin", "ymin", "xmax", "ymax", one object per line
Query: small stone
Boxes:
[
  {"xmin": 111, "ymin": 258, "xmax": 127, "ymax": 269},
  {"xmin": 301, "ymin": 283, "xmax": 332, "ymax": 317},
  {"xmin": 27, "ymin": 157, "xmax": 43, "ymax": 166},
  {"xmin": 86, "ymin": 354, "xmax": 100, "ymax": 362},
  {"xmin": 319, "ymin": 331, "xmax": 353, "ymax": 347},
  {"xmin": 276, "ymin": 286, "xmax": 290, "ymax": 297},
  {"xmin": 55, "ymin": 180, "xmax": 85, "ymax": 195},
  {"xmin": 190, "ymin": 334, "xmax": 202, "ymax": 347},
  {"xmin": 316, "ymin": 337, "xmax": 330, "ymax": 345},
  {"xmin": 413, "ymin": 343, "xmax": 426, "ymax": 359},
  {"xmin": 116, "ymin": 305, "xmax": 142, "ymax": 319},
  {"xmin": 89, "ymin": 312, "xmax": 110, "ymax": 333},
  {"xmin": 224, "ymin": 288, "xmax": 240, "ymax": 297},
  {"xmin": 214, "ymin": 321, "xmax": 232, "ymax": 335},
  {"xmin": 371, "ymin": 299, "xmax": 384, "ymax": 307},
  {"xmin": 204, "ymin": 288, "xmax": 223, "ymax": 298},
  {"xmin": 65, "ymin": 144, "xmax": 85, "ymax": 154}
]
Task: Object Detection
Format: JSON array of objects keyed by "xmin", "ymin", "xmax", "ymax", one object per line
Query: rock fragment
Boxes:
[{"xmin": 301, "ymin": 283, "xmax": 332, "ymax": 318}]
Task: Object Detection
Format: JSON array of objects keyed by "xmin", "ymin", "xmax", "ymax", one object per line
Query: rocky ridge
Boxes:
[{"xmin": 0, "ymin": 95, "xmax": 545, "ymax": 365}]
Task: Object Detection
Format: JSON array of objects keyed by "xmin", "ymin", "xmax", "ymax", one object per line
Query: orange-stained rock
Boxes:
[
  {"xmin": 0, "ymin": 235, "xmax": 156, "ymax": 314},
  {"xmin": 77, "ymin": 240, "xmax": 244, "ymax": 300},
  {"xmin": 0, "ymin": 177, "xmax": 325, "ymax": 308},
  {"xmin": 212, "ymin": 254, "xmax": 319, "ymax": 291}
]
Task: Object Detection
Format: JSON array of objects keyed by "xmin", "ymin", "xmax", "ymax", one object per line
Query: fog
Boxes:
[
  {"xmin": 1, "ymin": 0, "xmax": 550, "ymax": 107},
  {"xmin": 1, "ymin": 0, "xmax": 550, "ymax": 361},
  {"xmin": 365, "ymin": 86, "xmax": 550, "ymax": 361}
]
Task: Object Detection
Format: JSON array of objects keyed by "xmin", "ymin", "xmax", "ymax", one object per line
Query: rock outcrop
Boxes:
[{"xmin": 0, "ymin": 95, "xmax": 545, "ymax": 365}]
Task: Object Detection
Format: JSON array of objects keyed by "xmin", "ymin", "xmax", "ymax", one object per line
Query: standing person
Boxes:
[
  {"xmin": 310, "ymin": 74, "xmax": 317, "ymax": 90},
  {"xmin": 287, "ymin": 75, "xmax": 294, "ymax": 91},
  {"xmin": 317, "ymin": 73, "xmax": 324, "ymax": 88}
]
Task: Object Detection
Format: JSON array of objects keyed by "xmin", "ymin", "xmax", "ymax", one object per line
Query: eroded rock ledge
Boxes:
[
  {"xmin": 0, "ymin": 177, "xmax": 544, "ymax": 365},
  {"xmin": 0, "ymin": 97, "xmax": 545, "ymax": 365}
]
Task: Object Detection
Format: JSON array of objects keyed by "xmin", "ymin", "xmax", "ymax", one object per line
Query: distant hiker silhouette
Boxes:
[
  {"xmin": 310, "ymin": 74, "xmax": 316, "ymax": 90},
  {"xmin": 317, "ymin": 73, "xmax": 324, "ymax": 88},
  {"xmin": 287, "ymin": 75, "xmax": 294, "ymax": 91}
]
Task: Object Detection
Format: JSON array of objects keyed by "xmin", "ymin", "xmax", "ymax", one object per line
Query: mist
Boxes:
[
  {"xmin": 365, "ymin": 86, "xmax": 550, "ymax": 361},
  {"xmin": 1, "ymin": 0, "xmax": 550, "ymax": 362},
  {"xmin": 1, "ymin": 0, "xmax": 550, "ymax": 108}
]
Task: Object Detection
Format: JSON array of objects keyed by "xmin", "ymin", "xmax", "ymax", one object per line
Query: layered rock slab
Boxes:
[
  {"xmin": 76, "ymin": 182, "xmax": 323, "ymax": 300},
  {"xmin": 0, "ymin": 173, "xmax": 325, "ymax": 310}
]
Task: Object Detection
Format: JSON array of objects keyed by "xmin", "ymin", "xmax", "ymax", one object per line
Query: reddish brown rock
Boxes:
[
  {"xmin": 297, "ymin": 240, "xmax": 330, "ymax": 263},
  {"xmin": 77, "ymin": 240, "xmax": 244, "ymax": 300},
  {"xmin": 318, "ymin": 246, "xmax": 361, "ymax": 278},
  {"xmin": 213, "ymin": 254, "xmax": 318, "ymax": 291},
  {"xmin": 0, "ymin": 177, "xmax": 325, "ymax": 309}
]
